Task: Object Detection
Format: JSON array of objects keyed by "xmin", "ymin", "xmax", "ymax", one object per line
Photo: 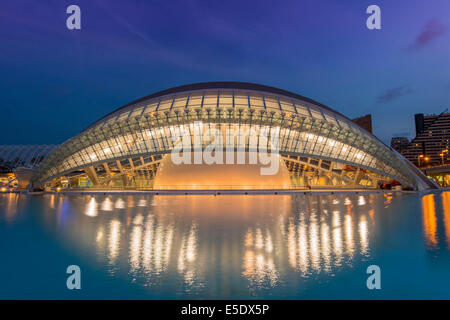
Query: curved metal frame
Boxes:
[{"xmin": 31, "ymin": 83, "xmax": 431, "ymax": 189}]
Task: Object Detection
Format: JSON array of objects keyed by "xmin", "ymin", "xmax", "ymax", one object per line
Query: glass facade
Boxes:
[
  {"xmin": 0, "ymin": 145, "xmax": 55, "ymax": 190},
  {"xmin": 30, "ymin": 83, "xmax": 437, "ymax": 190},
  {"xmin": 0, "ymin": 145, "xmax": 55, "ymax": 170}
]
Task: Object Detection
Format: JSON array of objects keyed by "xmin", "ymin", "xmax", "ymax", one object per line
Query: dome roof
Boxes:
[{"xmin": 31, "ymin": 82, "xmax": 438, "ymax": 190}]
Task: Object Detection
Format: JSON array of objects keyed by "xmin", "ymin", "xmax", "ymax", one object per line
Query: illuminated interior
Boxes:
[
  {"xmin": 30, "ymin": 82, "xmax": 437, "ymax": 191},
  {"xmin": 153, "ymin": 153, "xmax": 292, "ymax": 190}
]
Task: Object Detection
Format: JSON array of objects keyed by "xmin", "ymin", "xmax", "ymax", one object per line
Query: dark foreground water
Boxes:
[{"xmin": 0, "ymin": 191, "xmax": 449, "ymax": 299}]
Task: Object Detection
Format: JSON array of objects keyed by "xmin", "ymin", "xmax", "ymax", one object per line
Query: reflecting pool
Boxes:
[{"xmin": 1, "ymin": 191, "xmax": 450, "ymax": 299}]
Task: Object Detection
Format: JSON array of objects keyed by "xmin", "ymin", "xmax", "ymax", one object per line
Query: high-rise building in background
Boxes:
[
  {"xmin": 391, "ymin": 137, "xmax": 410, "ymax": 153},
  {"xmin": 352, "ymin": 114, "xmax": 372, "ymax": 133},
  {"xmin": 400, "ymin": 111, "xmax": 450, "ymax": 166}
]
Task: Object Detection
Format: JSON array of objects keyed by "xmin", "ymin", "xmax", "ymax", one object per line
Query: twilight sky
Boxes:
[{"xmin": 1, "ymin": 0, "xmax": 449, "ymax": 145}]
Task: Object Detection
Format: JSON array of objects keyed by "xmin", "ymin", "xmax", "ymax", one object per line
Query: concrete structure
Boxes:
[
  {"xmin": 401, "ymin": 112, "xmax": 450, "ymax": 167},
  {"xmin": 423, "ymin": 164, "xmax": 450, "ymax": 187},
  {"xmin": 29, "ymin": 82, "xmax": 437, "ymax": 191},
  {"xmin": 0, "ymin": 145, "xmax": 55, "ymax": 190}
]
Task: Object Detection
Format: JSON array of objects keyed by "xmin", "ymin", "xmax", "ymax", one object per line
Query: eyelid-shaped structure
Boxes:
[{"xmin": 30, "ymin": 82, "xmax": 438, "ymax": 191}]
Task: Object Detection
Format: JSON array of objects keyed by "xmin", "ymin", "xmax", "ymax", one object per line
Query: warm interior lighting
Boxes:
[
  {"xmin": 153, "ymin": 153, "xmax": 292, "ymax": 190},
  {"xmin": 30, "ymin": 85, "xmax": 434, "ymax": 191}
]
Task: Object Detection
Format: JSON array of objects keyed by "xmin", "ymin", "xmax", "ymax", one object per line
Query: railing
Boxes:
[{"xmin": 47, "ymin": 184, "xmax": 380, "ymax": 192}]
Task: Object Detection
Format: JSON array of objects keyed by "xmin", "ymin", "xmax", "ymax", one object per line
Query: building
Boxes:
[
  {"xmin": 0, "ymin": 145, "xmax": 55, "ymax": 190},
  {"xmin": 20, "ymin": 82, "xmax": 437, "ymax": 191},
  {"xmin": 401, "ymin": 112, "xmax": 450, "ymax": 167},
  {"xmin": 352, "ymin": 114, "xmax": 372, "ymax": 133},
  {"xmin": 391, "ymin": 137, "xmax": 409, "ymax": 153}
]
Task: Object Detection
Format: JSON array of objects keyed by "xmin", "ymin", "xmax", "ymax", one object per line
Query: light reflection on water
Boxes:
[
  {"xmin": 422, "ymin": 194, "xmax": 438, "ymax": 248},
  {"xmin": 1, "ymin": 191, "xmax": 450, "ymax": 298},
  {"xmin": 443, "ymin": 192, "xmax": 450, "ymax": 248}
]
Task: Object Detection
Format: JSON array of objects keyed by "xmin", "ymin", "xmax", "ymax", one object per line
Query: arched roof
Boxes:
[
  {"xmin": 88, "ymin": 82, "xmax": 352, "ymax": 129},
  {"xmin": 0, "ymin": 145, "xmax": 55, "ymax": 170},
  {"xmin": 31, "ymin": 82, "xmax": 437, "ymax": 190}
]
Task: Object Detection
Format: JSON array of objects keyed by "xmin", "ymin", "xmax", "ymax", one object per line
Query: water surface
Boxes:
[{"xmin": 1, "ymin": 191, "xmax": 449, "ymax": 299}]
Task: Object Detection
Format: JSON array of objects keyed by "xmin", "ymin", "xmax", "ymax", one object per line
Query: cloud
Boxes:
[
  {"xmin": 376, "ymin": 86, "xmax": 413, "ymax": 104},
  {"xmin": 408, "ymin": 19, "xmax": 447, "ymax": 50}
]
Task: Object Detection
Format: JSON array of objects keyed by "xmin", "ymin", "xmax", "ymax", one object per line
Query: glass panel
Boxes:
[
  {"xmin": 157, "ymin": 97, "xmax": 173, "ymax": 111},
  {"xmin": 279, "ymin": 98, "xmax": 296, "ymax": 113},
  {"xmin": 234, "ymin": 94, "xmax": 248, "ymax": 107},
  {"xmin": 219, "ymin": 91, "xmax": 233, "ymax": 107},
  {"xmin": 264, "ymin": 95, "xmax": 279, "ymax": 110},
  {"xmin": 203, "ymin": 93, "xmax": 218, "ymax": 108},
  {"xmin": 129, "ymin": 105, "xmax": 145, "ymax": 118},
  {"xmin": 295, "ymin": 104, "xmax": 310, "ymax": 117},
  {"xmin": 142, "ymin": 100, "xmax": 159, "ymax": 115},
  {"xmin": 249, "ymin": 94, "xmax": 264, "ymax": 109},
  {"xmin": 187, "ymin": 92, "xmax": 203, "ymax": 108},
  {"xmin": 172, "ymin": 94, "xmax": 188, "ymax": 109},
  {"xmin": 324, "ymin": 113, "xmax": 338, "ymax": 125},
  {"xmin": 310, "ymin": 109, "xmax": 324, "ymax": 120}
]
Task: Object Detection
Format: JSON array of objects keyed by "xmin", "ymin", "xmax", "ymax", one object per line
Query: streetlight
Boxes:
[
  {"xmin": 441, "ymin": 149, "xmax": 449, "ymax": 165},
  {"xmin": 418, "ymin": 154, "xmax": 424, "ymax": 167},
  {"xmin": 424, "ymin": 156, "xmax": 430, "ymax": 167}
]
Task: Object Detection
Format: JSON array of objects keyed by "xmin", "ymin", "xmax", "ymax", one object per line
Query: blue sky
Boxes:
[{"xmin": 1, "ymin": 0, "xmax": 449, "ymax": 145}]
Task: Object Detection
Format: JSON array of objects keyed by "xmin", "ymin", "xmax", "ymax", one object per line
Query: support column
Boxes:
[
  {"xmin": 103, "ymin": 163, "xmax": 111, "ymax": 177},
  {"xmin": 115, "ymin": 160, "xmax": 128, "ymax": 187},
  {"xmin": 353, "ymin": 168, "xmax": 363, "ymax": 187},
  {"xmin": 116, "ymin": 160, "xmax": 124, "ymax": 173},
  {"xmin": 128, "ymin": 158, "xmax": 136, "ymax": 187},
  {"xmin": 102, "ymin": 163, "xmax": 112, "ymax": 186},
  {"xmin": 371, "ymin": 177, "xmax": 379, "ymax": 188},
  {"xmin": 128, "ymin": 158, "xmax": 135, "ymax": 171},
  {"xmin": 84, "ymin": 166, "xmax": 100, "ymax": 186}
]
